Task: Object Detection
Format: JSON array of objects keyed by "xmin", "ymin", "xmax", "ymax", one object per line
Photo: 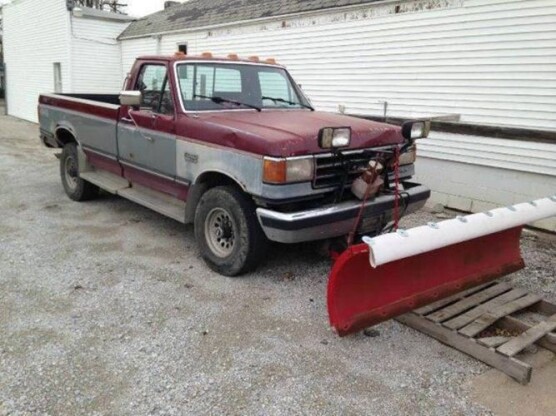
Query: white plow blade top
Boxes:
[{"xmin": 363, "ymin": 196, "xmax": 556, "ymax": 268}]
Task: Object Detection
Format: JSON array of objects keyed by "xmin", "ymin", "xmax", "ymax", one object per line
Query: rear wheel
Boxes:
[
  {"xmin": 194, "ymin": 186, "xmax": 268, "ymax": 276},
  {"xmin": 60, "ymin": 143, "xmax": 99, "ymax": 201}
]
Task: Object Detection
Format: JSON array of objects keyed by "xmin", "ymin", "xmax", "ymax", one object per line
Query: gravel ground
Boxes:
[{"xmin": 0, "ymin": 111, "xmax": 555, "ymax": 416}]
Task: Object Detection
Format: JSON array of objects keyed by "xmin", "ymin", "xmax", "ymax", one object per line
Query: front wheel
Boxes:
[
  {"xmin": 60, "ymin": 143, "xmax": 99, "ymax": 201},
  {"xmin": 194, "ymin": 186, "xmax": 268, "ymax": 276}
]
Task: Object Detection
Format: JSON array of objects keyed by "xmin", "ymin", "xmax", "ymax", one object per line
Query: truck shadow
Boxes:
[{"xmin": 92, "ymin": 191, "xmax": 332, "ymax": 280}]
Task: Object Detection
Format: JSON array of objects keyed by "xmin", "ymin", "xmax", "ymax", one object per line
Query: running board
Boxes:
[
  {"xmin": 118, "ymin": 185, "xmax": 186, "ymax": 223},
  {"xmin": 80, "ymin": 170, "xmax": 130, "ymax": 194},
  {"xmin": 80, "ymin": 170, "xmax": 185, "ymax": 223}
]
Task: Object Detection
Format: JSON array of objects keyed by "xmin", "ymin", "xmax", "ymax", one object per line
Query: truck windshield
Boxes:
[{"xmin": 176, "ymin": 63, "xmax": 313, "ymax": 111}]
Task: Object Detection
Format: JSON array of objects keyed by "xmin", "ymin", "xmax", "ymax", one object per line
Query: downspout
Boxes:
[
  {"xmin": 154, "ymin": 35, "xmax": 162, "ymax": 55},
  {"xmin": 67, "ymin": 7, "xmax": 74, "ymax": 93}
]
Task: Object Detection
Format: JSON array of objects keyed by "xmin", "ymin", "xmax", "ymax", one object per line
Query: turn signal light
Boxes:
[
  {"xmin": 263, "ymin": 157, "xmax": 315, "ymax": 184},
  {"xmin": 201, "ymin": 51, "xmax": 213, "ymax": 58},
  {"xmin": 248, "ymin": 56, "xmax": 260, "ymax": 62},
  {"xmin": 228, "ymin": 53, "xmax": 239, "ymax": 60},
  {"xmin": 263, "ymin": 158, "xmax": 287, "ymax": 184},
  {"xmin": 265, "ymin": 58, "xmax": 277, "ymax": 64}
]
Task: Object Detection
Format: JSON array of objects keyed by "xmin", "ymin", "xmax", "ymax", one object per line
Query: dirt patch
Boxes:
[{"xmin": 468, "ymin": 350, "xmax": 556, "ymax": 416}]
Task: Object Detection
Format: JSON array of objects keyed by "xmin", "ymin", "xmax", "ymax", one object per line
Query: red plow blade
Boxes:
[{"xmin": 327, "ymin": 227, "xmax": 525, "ymax": 336}]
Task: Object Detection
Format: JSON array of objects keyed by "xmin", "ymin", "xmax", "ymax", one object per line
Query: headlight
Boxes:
[
  {"xmin": 263, "ymin": 156, "xmax": 314, "ymax": 184},
  {"xmin": 401, "ymin": 121, "xmax": 430, "ymax": 141},
  {"xmin": 318, "ymin": 127, "xmax": 351, "ymax": 149}
]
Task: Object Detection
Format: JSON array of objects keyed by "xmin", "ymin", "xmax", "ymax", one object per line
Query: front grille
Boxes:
[{"xmin": 313, "ymin": 149, "xmax": 387, "ymax": 189}]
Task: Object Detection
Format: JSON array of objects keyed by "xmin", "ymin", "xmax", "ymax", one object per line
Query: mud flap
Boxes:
[{"xmin": 327, "ymin": 227, "xmax": 525, "ymax": 336}]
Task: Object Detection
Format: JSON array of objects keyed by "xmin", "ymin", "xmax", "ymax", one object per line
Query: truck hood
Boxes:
[{"xmin": 196, "ymin": 110, "xmax": 404, "ymax": 157}]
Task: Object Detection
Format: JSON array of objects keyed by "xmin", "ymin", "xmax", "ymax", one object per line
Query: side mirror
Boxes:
[{"xmin": 119, "ymin": 90, "xmax": 142, "ymax": 107}]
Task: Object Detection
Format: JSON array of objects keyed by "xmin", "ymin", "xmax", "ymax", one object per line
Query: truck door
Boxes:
[{"xmin": 118, "ymin": 63, "xmax": 177, "ymax": 183}]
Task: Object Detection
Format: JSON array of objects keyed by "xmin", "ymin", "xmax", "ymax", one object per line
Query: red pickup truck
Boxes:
[{"xmin": 39, "ymin": 54, "xmax": 430, "ymax": 276}]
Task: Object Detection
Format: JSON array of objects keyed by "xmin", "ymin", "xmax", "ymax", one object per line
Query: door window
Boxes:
[{"xmin": 136, "ymin": 64, "xmax": 174, "ymax": 115}]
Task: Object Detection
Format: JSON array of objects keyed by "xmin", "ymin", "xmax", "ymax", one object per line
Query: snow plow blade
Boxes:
[{"xmin": 327, "ymin": 196, "xmax": 556, "ymax": 337}]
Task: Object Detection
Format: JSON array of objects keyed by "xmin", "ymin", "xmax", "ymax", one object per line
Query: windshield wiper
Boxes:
[
  {"xmin": 262, "ymin": 96, "xmax": 314, "ymax": 111},
  {"xmin": 194, "ymin": 94, "xmax": 261, "ymax": 112}
]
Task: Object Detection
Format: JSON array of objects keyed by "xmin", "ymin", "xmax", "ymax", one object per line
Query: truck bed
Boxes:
[{"xmin": 39, "ymin": 93, "xmax": 121, "ymax": 155}]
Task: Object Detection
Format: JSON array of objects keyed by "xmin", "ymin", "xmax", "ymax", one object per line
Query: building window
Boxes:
[
  {"xmin": 53, "ymin": 63, "xmax": 63, "ymax": 93},
  {"xmin": 178, "ymin": 43, "xmax": 188, "ymax": 54}
]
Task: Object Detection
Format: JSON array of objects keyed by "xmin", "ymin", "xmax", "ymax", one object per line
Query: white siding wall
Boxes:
[
  {"xmin": 121, "ymin": 37, "xmax": 158, "ymax": 80},
  {"xmin": 416, "ymin": 133, "xmax": 556, "ymax": 231},
  {"xmin": 3, "ymin": 0, "xmax": 71, "ymax": 122},
  {"xmin": 139, "ymin": 0, "xmax": 556, "ymax": 131},
  {"xmin": 70, "ymin": 16, "xmax": 130, "ymax": 92}
]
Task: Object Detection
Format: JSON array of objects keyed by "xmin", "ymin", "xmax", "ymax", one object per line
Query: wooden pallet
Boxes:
[{"xmin": 396, "ymin": 281, "xmax": 556, "ymax": 384}]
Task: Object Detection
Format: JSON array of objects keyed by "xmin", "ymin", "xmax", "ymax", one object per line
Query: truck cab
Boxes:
[{"xmin": 39, "ymin": 53, "xmax": 430, "ymax": 276}]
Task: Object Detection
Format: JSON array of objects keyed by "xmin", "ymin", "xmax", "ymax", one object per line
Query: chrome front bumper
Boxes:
[{"xmin": 256, "ymin": 184, "xmax": 430, "ymax": 243}]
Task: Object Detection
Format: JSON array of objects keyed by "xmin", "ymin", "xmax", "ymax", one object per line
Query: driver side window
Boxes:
[{"xmin": 135, "ymin": 64, "xmax": 174, "ymax": 115}]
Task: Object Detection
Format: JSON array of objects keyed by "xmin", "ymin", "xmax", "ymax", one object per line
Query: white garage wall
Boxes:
[
  {"xmin": 71, "ymin": 15, "xmax": 130, "ymax": 92},
  {"xmin": 129, "ymin": 0, "xmax": 556, "ymax": 131},
  {"xmin": 415, "ymin": 133, "xmax": 556, "ymax": 231},
  {"xmin": 3, "ymin": 0, "xmax": 71, "ymax": 122},
  {"xmin": 121, "ymin": 37, "xmax": 159, "ymax": 81}
]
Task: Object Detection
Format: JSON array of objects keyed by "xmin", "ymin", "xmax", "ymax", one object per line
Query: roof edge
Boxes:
[
  {"xmin": 118, "ymin": 0, "xmax": 395, "ymax": 40},
  {"xmin": 75, "ymin": 6, "xmax": 136, "ymax": 22}
]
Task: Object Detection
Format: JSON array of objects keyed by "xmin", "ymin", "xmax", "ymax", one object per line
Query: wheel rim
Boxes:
[
  {"xmin": 205, "ymin": 207, "xmax": 236, "ymax": 258},
  {"xmin": 64, "ymin": 155, "xmax": 79, "ymax": 191}
]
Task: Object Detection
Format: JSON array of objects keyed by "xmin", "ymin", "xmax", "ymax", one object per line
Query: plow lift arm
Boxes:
[{"xmin": 327, "ymin": 196, "xmax": 556, "ymax": 336}]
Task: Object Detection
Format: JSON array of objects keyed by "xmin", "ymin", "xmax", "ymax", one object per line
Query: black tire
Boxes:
[
  {"xmin": 60, "ymin": 143, "xmax": 99, "ymax": 201},
  {"xmin": 194, "ymin": 186, "xmax": 268, "ymax": 276}
]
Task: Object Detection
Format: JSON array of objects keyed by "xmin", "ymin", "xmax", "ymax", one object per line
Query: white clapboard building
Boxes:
[
  {"xmin": 1, "ymin": 0, "xmax": 133, "ymax": 122},
  {"xmin": 3, "ymin": 0, "xmax": 556, "ymax": 230}
]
